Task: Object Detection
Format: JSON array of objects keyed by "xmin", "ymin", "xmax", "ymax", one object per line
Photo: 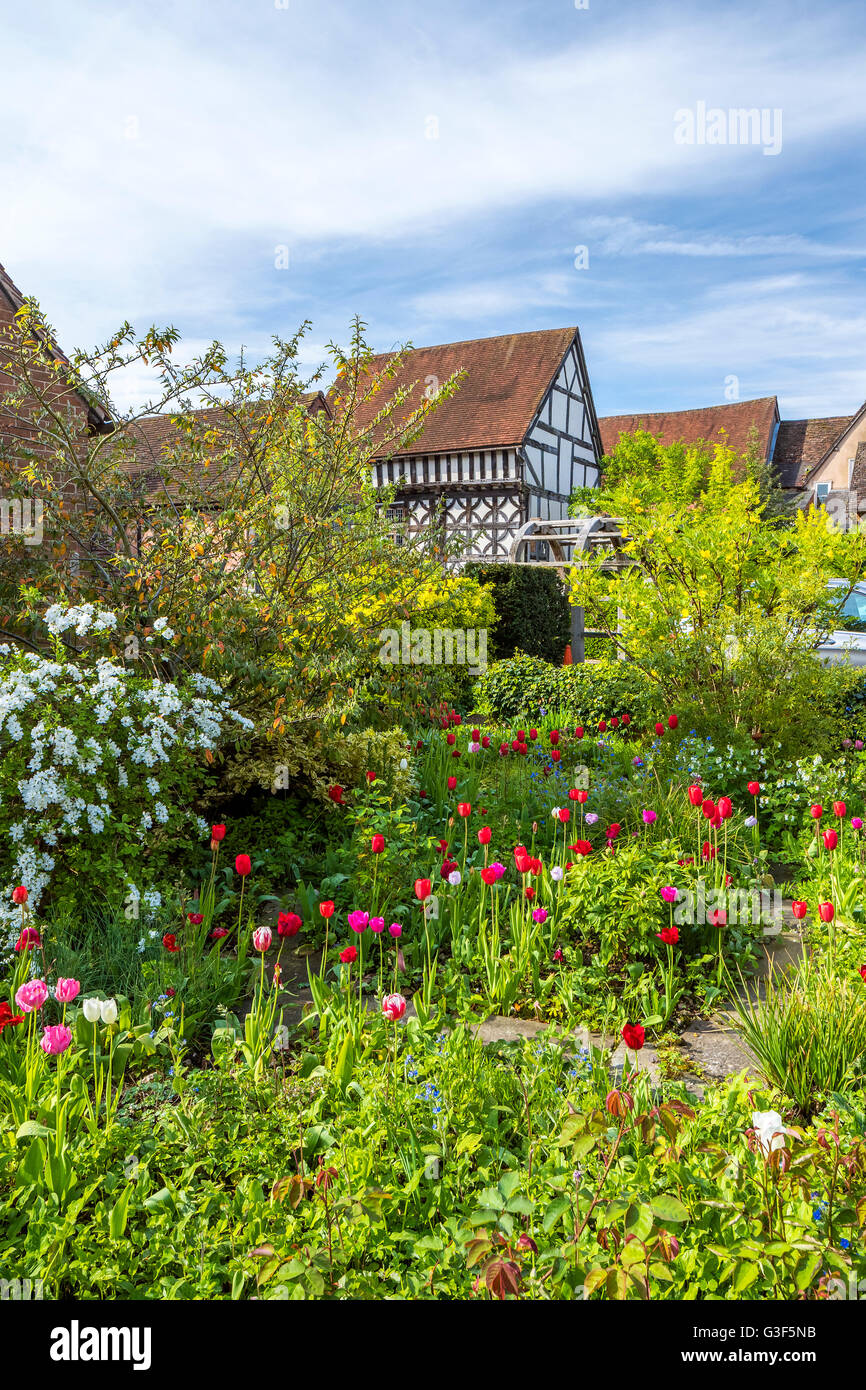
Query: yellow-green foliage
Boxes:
[{"xmin": 215, "ymin": 721, "xmax": 412, "ymax": 804}]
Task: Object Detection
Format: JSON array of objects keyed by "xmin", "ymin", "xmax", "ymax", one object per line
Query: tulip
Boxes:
[
  {"xmin": 457, "ymin": 802, "xmax": 471, "ymax": 818},
  {"xmin": 571, "ymin": 840, "xmax": 592, "ymax": 856},
  {"xmin": 598, "ymin": 720, "xmax": 607, "ymax": 733},
  {"xmin": 532, "ymin": 908, "xmax": 548, "ymax": 924},
  {"xmin": 480, "ymin": 866, "xmax": 497, "ymax": 885},
  {"xmin": 860, "ymin": 965, "xmax": 866, "ymax": 982},
  {"xmin": 414, "ymin": 878, "xmax": 432, "ymax": 902},
  {"xmin": 688, "ymin": 784, "xmax": 703, "ymax": 807},
  {"xmin": 277, "ymin": 912, "xmax": 302, "ymax": 937},
  {"xmin": 558, "ymin": 808, "xmax": 570, "ymax": 824},
  {"xmin": 339, "ymin": 945, "xmax": 358, "ymax": 964},
  {"xmin": 162, "ymin": 933, "xmax": 179, "ymax": 952},
  {"xmin": 747, "ymin": 782, "xmax": 760, "ymax": 796},
  {"xmin": 551, "ymin": 866, "xmax": 564, "ymax": 881},
  {"xmin": 82, "ymin": 998, "xmax": 102, "ymax": 1023},
  {"xmin": 40, "ymin": 1024, "xmax": 72, "ymax": 1056},
  {"xmin": 610, "ymin": 717, "xmax": 619, "ymax": 729},
  {"xmin": 550, "ymin": 729, "xmax": 560, "ymax": 744},
  {"xmin": 252, "ymin": 926, "xmax": 272, "ymax": 951},
  {"xmin": 710, "ymin": 908, "xmax": 727, "ymax": 927},
  {"xmin": 319, "ymin": 900, "xmax": 335, "ymax": 919},
  {"xmin": 745, "ymin": 815, "xmax": 757, "ymax": 828},
  {"xmin": 667, "ymin": 714, "xmax": 678, "ymax": 729},
  {"xmin": 446, "ymin": 732, "xmax": 456, "ymax": 746},
  {"xmin": 517, "ymin": 730, "xmax": 526, "ymax": 741},
  {"xmin": 822, "ymin": 829, "xmax": 838, "ymax": 851},
  {"xmin": 810, "ymin": 804, "xmax": 823, "ymax": 820},
  {"xmin": 447, "ymin": 776, "xmax": 457, "ymax": 791},
  {"xmin": 235, "ymin": 854, "xmax": 252, "ymax": 877},
  {"xmin": 481, "ymin": 736, "xmax": 490, "ymax": 749},
  {"xmin": 55, "ymin": 978, "xmax": 81, "ymax": 1004},
  {"xmin": 489, "ymin": 862, "xmax": 506, "ymax": 879},
  {"xmin": 657, "ymin": 926, "xmax": 679, "ymax": 945},
  {"xmin": 660, "ymin": 885, "xmax": 678, "ymax": 904},
  {"xmin": 100, "ymin": 999, "xmax": 118, "ymax": 1025},
  {"xmin": 642, "ymin": 809, "xmax": 657, "ymax": 825},
  {"xmin": 382, "ymin": 993, "xmax": 407, "ymax": 1021},
  {"xmin": 833, "ymin": 801, "xmax": 846, "ymax": 818},
  {"xmin": 211, "ymin": 824, "xmax": 227, "ymax": 842},
  {"xmin": 15, "ymin": 980, "xmax": 48, "ymax": 1013},
  {"xmin": 621, "ymin": 1022, "xmax": 645, "ymax": 1051},
  {"xmin": 853, "ymin": 817, "xmax": 864, "ymax": 830},
  {"xmin": 818, "ymin": 901, "xmax": 835, "ymax": 922},
  {"xmin": 14, "ymin": 927, "xmax": 41, "ymax": 951},
  {"xmin": 574, "ymin": 726, "xmax": 584, "ymax": 739},
  {"xmin": 388, "ymin": 923, "xmax": 402, "ymax": 938},
  {"xmin": 791, "ymin": 901, "xmax": 808, "ymax": 919},
  {"xmin": 701, "ymin": 841, "xmax": 715, "ymax": 860},
  {"xmin": 369, "ymin": 917, "xmax": 385, "ymax": 933},
  {"xmin": 717, "ymin": 796, "xmax": 733, "ymax": 819},
  {"xmin": 347, "ymin": 911, "xmax": 369, "ymax": 933},
  {"xmin": 529, "ymin": 728, "xmax": 537, "ymax": 741},
  {"xmin": 654, "ymin": 722, "xmax": 664, "ymax": 736},
  {"xmin": 0, "ymin": 1002, "xmax": 23, "ymax": 1033},
  {"xmin": 607, "ymin": 823, "xmax": 621, "ymax": 840},
  {"xmin": 11, "ymin": 885, "xmax": 28, "ymax": 904},
  {"xmin": 478, "ymin": 826, "xmax": 492, "ymax": 845},
  {"xmin": 211, "ymin": 927, "xmax": 229, "ymax": 939},
  {"xmin": 585, "ymin": 812, "xmax": 599, "ymax": 825},
  {"xmin": 552, "ymin": 947, "xmax": 563, "ymax": 961},
  {"xmin": 471, "ymin": 728, "xmax": 480, "ymax": 741}
]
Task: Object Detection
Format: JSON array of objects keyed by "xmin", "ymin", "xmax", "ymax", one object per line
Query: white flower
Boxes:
[
  {"xmin": 100, "ymin": 998, "xmax": 118, "ymax": 1025},
  {"xmin": 551, "ymin": 806, "xmax": 562, "ymax": 820},
  {"xmin": 551, "ymin": 865, "xmax": 564, "ymax": 881},
  {"xmin": 82, "ymin": 998, "xmax": 101, "ymax": 1023},
  {"xmin": 752, "ymin": 1110, "xmax": 786, "ymax": 1156},
  {"xmin": 399, "ymin": 758, "xmax": 408, "ymax": 770},
  {"xmin": 274, "ymin": 1024, "xmax": 291, "ymax": 1052},
  {"xmin": 447, "ymin": 870, "xmax": 461, "ymax": 886}
]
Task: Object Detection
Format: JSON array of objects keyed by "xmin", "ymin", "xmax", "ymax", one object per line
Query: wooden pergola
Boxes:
[{"xmin": 507, "ymin": 515, "xmax": 633, "ymax": 661}]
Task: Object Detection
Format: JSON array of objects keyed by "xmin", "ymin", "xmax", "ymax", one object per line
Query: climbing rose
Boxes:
[
  {"xmin": 339, "ymin": 945, "xmax": 358, "ymax": 964},
  {"xmin": 277, "ymin": 912, "xmax": 302, "ymax": 937},
  {"xmin": 40, "ymin": 1024, "xmax": 72, "ymax": 1056},
  {"xmin": 328, "ymin": 785, "xmax": 345, "ymax": 804},
  {"xmin": 235, "ymin": 854, "xmax": 252, "ymax": 877},
  {"xmin": 365, "ymin": 770, "xmax": 376, "ymax": 783},
  {"xmin": 621, "ymin": 1022, "xmax": 645, "ymax": 1051},
  {"xmin": 11, "ymin": 885, "xmax": 28, "ymax": 904},
  {"xmin": 791, "ymin": 901, "xmax": 808, "ymax": 919},
  {"xmin": 55, "ymin": 978, "xmax": 81, "ymax": 1004},
  {"xmin": 382, "ymin": 993, "xmax": 407, "ymax": 1021},
  {"xmin": 818, "ymin": 902, "xmax": 835, "ymax": 922},
  {"xmin": 657, "ymin": 927, "xmax": 679, "ymax": 945},
  {"xmin": 371, "ymin": 834, "xmax": 385, "ymax": 854}
]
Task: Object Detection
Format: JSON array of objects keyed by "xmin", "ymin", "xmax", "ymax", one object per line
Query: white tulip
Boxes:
[
  {"xmin": 399, "ymin": 758, "xmax": 408, "ymax": 770},
  {"xmin": 100, "ymin": 998, "xmax": 118, "ymax": 1025},
  {"xmin": 551, "ymin": 807, "xmax": 562, "ymax": 820},
  {"xmin": 448, "ymin": 870, "xmax": 461, "ymax": 886},
  {"xmin": 752, "ymin": 1110, "xmax": 786, "ymax": 1156},
  {"xmin": 82, "ymin": 998, "xmax": 101, "ymax": 1023},
  {"xmin": 551, "ymin": 866, "xmax": 564, "ymax": 881},
  {"xmin": 274, "ymin": 1024, "xmax": 291, "ymax": 1052}
]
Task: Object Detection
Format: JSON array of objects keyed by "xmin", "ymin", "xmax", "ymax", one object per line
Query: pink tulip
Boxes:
[
  {"xmin": 348, "ymin": 910, "xmax": 369, "ymax": 933},
  {"xmin": 15, "ymin": 979, "xmax": 48, "ymax": 1013},
  {"xmin": 40, "ymin": 1024, "xmax": 72, "ymax": 1055},
  {"xmin": 532, "ymin": 908, "xmax": 548, "ymax": 924},
  {"xmin": 252, "ymin": 926, "xmax": 272, "ymax": 952},
  {"xmin": 55, "ymin": 978, "xmax": 81, "ymax": 1004},
  {"xmin": 642, "ymin": 809, "xmax": 657, "ymax": 825},
  {"xmin": 388, "ymin": 923, "xmax": 402, "ymax": 938},
  {"xmin": 660, "ymin": 885, "xmax": 678, "ymax": 904},
  {"xmin": 369, "ymin": 916, "xmax": 385, "ymax": 933},
  {"xmin": 382, "ymin": 993, "xmax": 407, "ymax": 1021}
]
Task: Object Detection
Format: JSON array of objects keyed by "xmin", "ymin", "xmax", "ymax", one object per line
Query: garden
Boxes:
[{"xmin": 2, "ymin": 312, "xmax": 866, "ymax": 1305}]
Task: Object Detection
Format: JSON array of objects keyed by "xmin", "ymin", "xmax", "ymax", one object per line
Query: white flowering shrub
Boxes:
[{"xmin": 0, "ymin": 605, "xmax": 253, "ymax": 954}]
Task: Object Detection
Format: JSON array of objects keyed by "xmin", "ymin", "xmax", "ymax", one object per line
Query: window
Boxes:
[
  {"xmin": 816, "ymin": 482, "xmax": 830, "ymax": 500},
  {"xmin": 837, "ymin": 588, "xmax": 866, "ymax": 633}
]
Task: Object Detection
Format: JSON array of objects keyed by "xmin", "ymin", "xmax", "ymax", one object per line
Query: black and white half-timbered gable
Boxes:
[{"xmin": 351, "ymin": 327, "xmax": 602, "ymax": 562}]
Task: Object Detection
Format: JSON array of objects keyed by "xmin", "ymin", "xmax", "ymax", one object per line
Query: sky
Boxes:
[{"xmin": 1, "ymin": 0, "xmax": 865, "ymax": 421}]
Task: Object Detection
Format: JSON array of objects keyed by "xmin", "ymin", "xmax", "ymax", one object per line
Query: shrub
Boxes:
[
  {"xmin": 472, "ymin": 653, "xmax": 657, "ymax": 724},
  {"xmin": 0, "ymin": 603, "xmax": 252, "ymax": 946},
  {"xmin": 464, "ymin": 563, "xmax": 570, "ymax": 664}
]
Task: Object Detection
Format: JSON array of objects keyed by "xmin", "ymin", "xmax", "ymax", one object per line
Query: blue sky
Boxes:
[{"xmin": 2, "ymin": 0, "xmax": 865, "ymax": 419}]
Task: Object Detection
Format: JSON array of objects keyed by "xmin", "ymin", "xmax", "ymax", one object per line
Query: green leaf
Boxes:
[
  {"xmin": 651, "ymin": 1194, "xmax": 689, "ymax": 1224},
  {"xmin": 109, "ymin": 1185, "xmax": 133, "ymax": 1240},
  {"xmin": 542, "ymin": 1197, "xmax": 571, "ymax": 1232}
]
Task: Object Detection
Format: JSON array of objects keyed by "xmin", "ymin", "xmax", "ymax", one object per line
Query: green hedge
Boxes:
[
  {"xmin": 472, "ymin": 653, "xmax": 659, "ymax": 724},
  {"xmin": 464, "ymin": 563, "xmax": 570, "ymax": 665}
]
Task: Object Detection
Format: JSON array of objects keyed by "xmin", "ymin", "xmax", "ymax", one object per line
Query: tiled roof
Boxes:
[
  {"xmin": 331, "ymin": 327, "xmax": 584, "ymax": 458},
  {"xmin": 849, "ymin": 440, "xmax": 866, "ymax": 494},
  {"xmin": 599, "ymin": 397, "xmax": 779, "ymax": 461},
  {"xmin": 772, "ymin": 415, "xmax": 854, "ymax": 488}
]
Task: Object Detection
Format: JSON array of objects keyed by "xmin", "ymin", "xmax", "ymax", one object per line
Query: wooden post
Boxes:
[{"xmin": 571, "ymin": 604, "xmax": 585, "ymax": 663}]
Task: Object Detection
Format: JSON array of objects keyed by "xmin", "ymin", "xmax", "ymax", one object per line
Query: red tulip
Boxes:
[
  {"xmin": 574, "ymin": 726, "xmax": 584, "ymax": 739},
  {"xmin": 162, "ymin": 933, "xmax": 179, "ymax": 953},
  {"xmin": 447, "ymin": 775, "xmax": 457, "ymax": 790},
  {"xmin": 570, "ymin": 840, "xmax": 592, "ymax": 856},
  {"xmin": 457, "ymin": 802, "xmax": 471, "ymax": 818},
  {"xmin": 657, "ymin": 926, "xmax": 679, "ymax": 945},
  {"xmin": 319, "ymin": 900, "xmax": 335, "ymax": 919},
  {"xmin": 471, "ymin": 728, "xmax": 480, "ymax": 741},
  {"xmin": 480, "ymin": 866, "xmax": 497, "ymax": 885},
  {"xmin": 187, "ymin": 912, "xmax": 204, "ymax": 925},
  {"xmin": 607, "ymin": 823, "xmax": 621, "ymax": 840},
  {"xmin": 278, "ymin": 912, "xmax": 302, "ymax": 937},
  {"xmin": 549, "ymin": 729, "xmax": 560, "ymax": 744},
  {"xmin": 610, "ymin": 717, "xmax": 619, "ymax": 729},
  {"xmin": 860, "ymin": 965, "xmax": 866, "ymax": 982},
  {"xmin": 557, "ymin": 807, "xmax": 570, "ymax": 823},
  {"xmin": 823, "ymin": 829, "xmax": 838, "ymax": 851},
  {"xmin": 621, "ymin": 1022, "xmax": 645, "ymax": 1052},
  {"xmin": 11, "ymin": 885, "xmax": 28, "ymax": 904},
  {"xmin": 529, "ymin": 728, "xmax": 538, "ymax": 741},
  {"xmin": 747, "ymin": 782, "xmax": 760, "ymax": 797},
  {"xmin": 446, "ymin": 732, "xmax": 456, "ymax": 746},
  {"xmin": 414, "ymin": 878, "xmax": 432, "ymax": 902},
  {"xmin": 810, "ymin": 804, "xmax": 823, "ymax": 819},
  {"xmin": 710, "ymin": 908, "xmax": 727, "ymax": 927},
  {"xmin": 818, "ymin": 902, "xmax": 835, "ymax": 922},
  {"xmin": 654, "ymin": 722, "xmax": 664, "ymax": 736},
  {"xmin": 688, "ymin": 785, "xmax": 703, "ymax": 807},
  {"xmin": 551, "ymin": 748, "xmax": 561, "ymax": 763},
  {"xmin": 339, "ymin": 945, "xmax": 358, "ymax": 964},
  {"xmin": 701, "ymin": 841, "xmax": 716, "ymax": 861},
  {"xmin": 791, "ymin": 901, "xmax": 808, "ymax": 919},
  {"xmin": 371, "ymin": 833, "xmax": 385, "ymax": 854},
  {"xmin": 717, "ymin": 796, "xmax": 733, "ymax": 820},
  {"xmin": 210, "ymin": 824, "xmax": 227, "ymax": 842},
  {"xmin": 235, "ymin": 854, "xmax": 251, "ymax": 877},
  {"xmin": 481, "ymin": 736, "xmax": 490, "ymax": 748},
  {"xmin": 622, "ymin": 713, "xmax": 631, "ymax": 726},
  {"xmin": 833, "ymin": 801, "xmax": 846, "ymax": 817},
  {"xmin": 14, "ymin": 927, "xmax": 41, "ymax": 951},
  {"xmin": 667, "ymin": 714, "xmax": 678, "ymax": 729},
  {"xmin": 211, "ymin": 927, "xmax": 228, "ymax": 940},
  {"xmin": 702, "ymin": 799, "xmax": 716, "ymax": 819},
  {"xmin": 478, "ymin": 826, "xmax": 492, "ymax": 845},
  {"xmin": 517, "ymin": 730, "xmax": 526, "ymax": 741},
  {"xmin": 598, "ymin": 720, "xmax": 607, "ymax": 733}
]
